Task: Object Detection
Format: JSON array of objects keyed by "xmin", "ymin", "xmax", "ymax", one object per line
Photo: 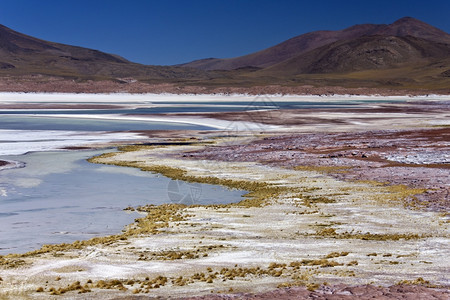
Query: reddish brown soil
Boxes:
[
  {"xmin": 182, "ymin": 127, "xmax": 449, "ymax": 211},
  {"xmin": 111, "ymin": 285, "xmax": 449, "ymax": 300},
  {"xmin": 177, "ymin": 285, "xmax": 449, "ymax": 300}
]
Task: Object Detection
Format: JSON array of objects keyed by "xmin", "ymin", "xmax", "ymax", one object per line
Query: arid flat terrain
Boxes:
[{"xmin": 1, "ymin": 76, "xmax": 450, "ymax": 95}]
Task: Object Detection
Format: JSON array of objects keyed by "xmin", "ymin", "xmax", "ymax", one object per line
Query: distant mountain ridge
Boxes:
[
  {"xmin": 0, "ymin": 17, "xmax": 450, "ymax": 92},
  {"xmin": 180, "ymin": 17, "xmax": 450, "ymax": 71},
  {"xmin": 0, "ymin": 24, "xmax": 212, "ymax": 81},
  {"xmin": 262, "ymin": 35, "xmax": 450, "ymax": 75}
]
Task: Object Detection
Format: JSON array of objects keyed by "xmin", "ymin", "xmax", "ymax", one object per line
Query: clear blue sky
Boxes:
[{"xmin": 1, "ymin": 0, "xmax": 449, "ymax": 66}]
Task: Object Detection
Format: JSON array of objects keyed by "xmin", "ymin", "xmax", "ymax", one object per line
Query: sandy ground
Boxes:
[{"xmin": 0, "ymin": 95, "xmax": 449, "ymax": 299}]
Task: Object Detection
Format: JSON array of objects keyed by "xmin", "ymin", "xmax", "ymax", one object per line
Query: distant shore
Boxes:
[
  {"xmin": 1, "ymin": 77, "xmax": 450, "ymax": 95},
  {"xmin": 1, "ymin": 90, "xmax": 449, "ymax": 103}
]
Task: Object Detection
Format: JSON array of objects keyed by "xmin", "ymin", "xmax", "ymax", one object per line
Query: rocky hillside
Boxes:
[
  {"xmin": 0, "ymin": 24, "xmax": 213, "ymax": 81},
  {"xmin": 262, "ymin": 35, "xmax": 450, "ymax": 75},
  {"xmin": 180, "ymin": 17, "xmax": 450, "ymax": 71}
]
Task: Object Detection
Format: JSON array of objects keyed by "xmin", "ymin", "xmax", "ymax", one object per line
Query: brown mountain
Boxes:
[
  {"xmin": 180, "ymin": 17, "xmax": 450, "ymax": 71},
  {"xmin": 261, "ymin": 35, "xmax": 450, "ymax": 75},
  {"xmin": 0, "ymin": 24, "xmax": 212, "ymax": 81},
  {"xmin": 373, "ymin": 17, "xmax": 450, "ymax": 43}
]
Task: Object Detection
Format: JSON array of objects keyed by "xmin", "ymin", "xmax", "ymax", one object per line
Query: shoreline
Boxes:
[
  {"xmin": 0, "ymin": 129, "xmax": 148, "ymax": 156},
  {"xmin": 1, "ymin": 77, "xmax": 449, "ymax": 95},
  {"xmin": 14, "ymin": 114, "xmax": 280, "ymax": 131},
  {"xmin": 1, "ymin": 91, "xmax": 450, "ymax": 102}
]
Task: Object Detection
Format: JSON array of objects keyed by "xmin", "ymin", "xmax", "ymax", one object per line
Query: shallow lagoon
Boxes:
[
  {"xmin": 0, "ymin": 99, "xmax": 403, "ymax": 116},
  {"xmin": 0, "ymin": 150, "xmax": 245, "ymax": 255},
  {"xmin": 0, "ymin": 115, "xmax": 213, "ymax": 131}
]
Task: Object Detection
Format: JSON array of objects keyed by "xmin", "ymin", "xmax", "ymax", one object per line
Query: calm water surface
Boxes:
[
  {"xmin": 0, "ymin": 150, "xmax": 245, "ymax": 255},
  {"xmin": 0, "ymin": 99, "xmax": 402, "ymax": 117},
  {"xmin": 0, "ymin": 115, "xmax": 213, "ymax": 131}
]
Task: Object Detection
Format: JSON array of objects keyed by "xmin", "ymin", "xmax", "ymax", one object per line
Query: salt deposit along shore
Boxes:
[{"xmin": 0, "ymin": 94, "xmax": 449, "ymax": 299}]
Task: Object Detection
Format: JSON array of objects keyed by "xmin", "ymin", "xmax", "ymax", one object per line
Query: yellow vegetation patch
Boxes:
[
  {"xmin": 290, "ymin": 259, "xmax": 343, "ymax": 268},
  {"xmin": 0, "ymin": 257, "xmax": 27, "ymax": 268},
  {"xmin": 397, "ymin": 277, "xmax": 436, "ymax": 288},
  {"xmin": 325, "ymin": 251, "xmax": 349, "ymax": 259},
  {"xmin": 314, "ymin": 228, "xmax": 425, "ymax": 241},
  {"xmin": 137, "ymin": 245, "xmax": 226, "ymax": 261},
  {"xmin": 38, "ymin": 260, "xmax": 344, "ymax": 296}
]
